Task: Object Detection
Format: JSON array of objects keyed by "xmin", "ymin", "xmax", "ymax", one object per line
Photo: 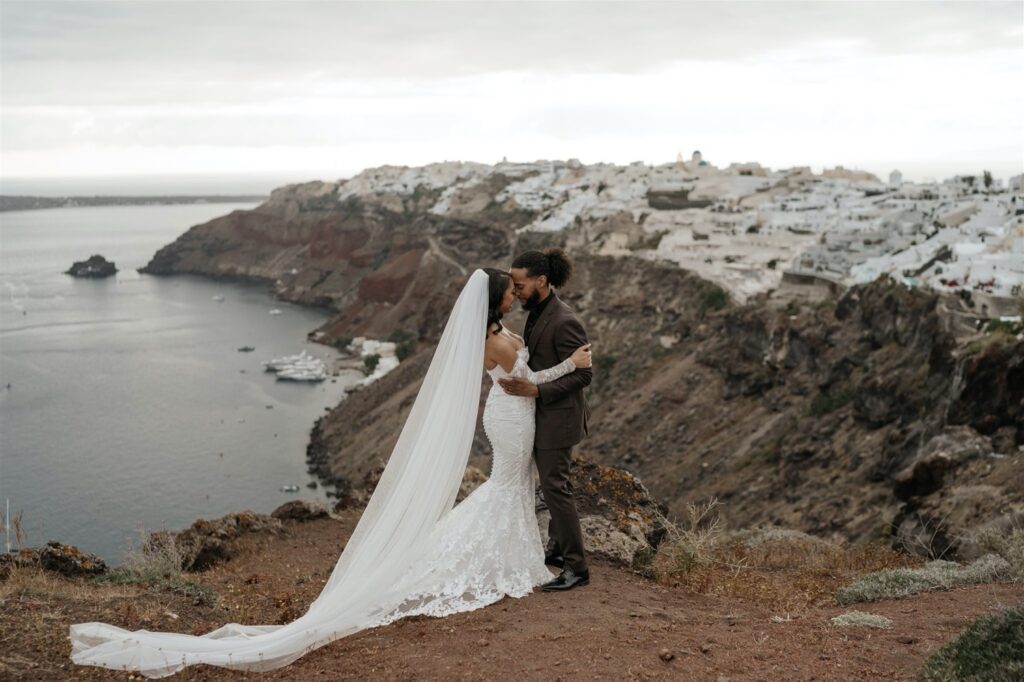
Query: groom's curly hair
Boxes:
[
  {"xmin": 510, "ymin": 247, "xmax": 573, "ymax": 288},
  {"xmin": 483, "ymin": 267, "xmax": 512, "ymax": 335}
]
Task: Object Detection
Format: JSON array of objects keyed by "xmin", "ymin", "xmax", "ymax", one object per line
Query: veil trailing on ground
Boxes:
[{"xmin": 69, "ymin": 269, "xmax": 490, "ymax": 678}]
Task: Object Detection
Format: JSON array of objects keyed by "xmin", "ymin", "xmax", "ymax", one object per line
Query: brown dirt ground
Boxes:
[{"xmin": 2, "ymin": 513, "xmax": 1022, "ymax": 681}]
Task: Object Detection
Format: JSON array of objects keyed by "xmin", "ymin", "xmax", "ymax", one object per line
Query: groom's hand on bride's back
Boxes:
[{"xmin": 497, "ymin": 376, "xmax": 538, "ymax": 397}]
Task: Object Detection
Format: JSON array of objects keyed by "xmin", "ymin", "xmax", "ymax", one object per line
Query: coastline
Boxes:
[{"xmin": 136, "ymin": 265, "xmax": 390, "ymax": 500}]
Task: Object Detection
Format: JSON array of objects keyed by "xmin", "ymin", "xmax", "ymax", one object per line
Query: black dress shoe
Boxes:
[
  {"xmin": 541, "ymin": 567, "xmax": 590, "ymax": 592},
  {"xmin": 544, "ymin": 550, "xmax": 565, "ymax": 568}
]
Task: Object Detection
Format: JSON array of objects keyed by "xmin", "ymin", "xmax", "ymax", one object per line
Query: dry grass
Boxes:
[
  {"xmin": 646, "ymin": 500, "xmax": 918, "ymax": 612},
  {"xmin": 835, "ymin": 554, "xmax": 1014, "ymax": 605},
  {"xmin": 88, "ymin": 525, "xmax": 217, "ymax": 607},
  {"xmin": 0, "ymin": 505, "xmax": 28, "ymax": 553},
  {"xmin": 0, "ymin": 560, "xmax": 138, "ymax": 603},
  {"xmin": 969, "ymin": 520, "xmax": 1024, "ymax": 582},
  {"xmin": 830, "ymin": 610, "xmax": 894, "ymax": 629}
]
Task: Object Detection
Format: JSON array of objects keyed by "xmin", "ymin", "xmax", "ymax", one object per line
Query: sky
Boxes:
[{"xmin": 1, "ymin": 0, "xmax": 1022, "ymax": 192}]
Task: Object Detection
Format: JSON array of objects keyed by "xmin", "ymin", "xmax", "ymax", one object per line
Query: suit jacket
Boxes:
[{"xmin": 525, "ymin": 291, "xmax": 593, "ymax": 450}]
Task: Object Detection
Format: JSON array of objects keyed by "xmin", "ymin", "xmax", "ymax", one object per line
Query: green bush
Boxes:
[
  {"xmin": 920, "ymin": 607, "xmax": 1024, "ymax": 681},
  {"xmin": 698, "ymin": 286, "xmax": 729, "ymax": 316},
  {"xmin": 363, "ymin": 353, "xmax": 381, "ymax": 373},
  {"xmin": 387, "ymin": 330, "xmax": 418, "ymax": 361},
  {"xmin": 809, "ymin": 390, "xmax": 853, "ymax": 417},
  {"xmin": 984, "ymin": 318, "xmax": 1021, "ymax": 336}
]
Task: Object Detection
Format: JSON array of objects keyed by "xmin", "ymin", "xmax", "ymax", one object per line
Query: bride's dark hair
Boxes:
[{"xmin": 483, "ymin": 267, "xmax": 511, "ymax": 335}]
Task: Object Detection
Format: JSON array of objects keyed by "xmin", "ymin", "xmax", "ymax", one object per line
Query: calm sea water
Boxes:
[{"xmin": 0, "ymin": 203, "xmax": 359, "ymax": 564}]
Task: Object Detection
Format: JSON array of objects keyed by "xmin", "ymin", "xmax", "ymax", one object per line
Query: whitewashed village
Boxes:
[{"xmin": 323, "ymin": 152, "xmax": 1023, "ymax": 319}]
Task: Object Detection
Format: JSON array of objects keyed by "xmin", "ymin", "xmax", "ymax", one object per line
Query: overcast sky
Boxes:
[{"xmin": 2, "ymin": 0, "xmax": 1022, "ymax": 187}]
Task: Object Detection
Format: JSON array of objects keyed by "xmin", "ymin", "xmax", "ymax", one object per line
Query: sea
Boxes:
[{"xmin": 0, "ymin": 193, "xmax": 360, "ymax": 565}]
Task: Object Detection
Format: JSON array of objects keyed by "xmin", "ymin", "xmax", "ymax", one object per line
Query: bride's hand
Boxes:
[{"xmin": 570, "ymin": 343, "xmax": 592, "ymax": 369}]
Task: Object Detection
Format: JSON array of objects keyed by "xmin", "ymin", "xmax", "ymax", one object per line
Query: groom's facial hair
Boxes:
[{"xmin": 521, "ymin": 289, "xmax": 543, "ymax": 311}]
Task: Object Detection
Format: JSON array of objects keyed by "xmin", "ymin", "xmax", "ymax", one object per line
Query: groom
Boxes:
[{"xmin": 498, "ymin": 248, "xmax": 592, "ymax": 592}]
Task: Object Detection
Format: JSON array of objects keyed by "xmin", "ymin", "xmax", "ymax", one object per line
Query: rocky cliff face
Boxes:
[{"xmin": 141, "ymin": 162, "xmax": 1023, "ymax": 560}]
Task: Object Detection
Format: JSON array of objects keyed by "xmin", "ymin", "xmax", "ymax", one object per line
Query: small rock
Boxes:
[
  {"xmin": 659, "ymin": 648, "xmax": 674, "ymax": 662},
  {"xmin": 700, "ymin": 643, "xmax": 712, "ymax": 654},
  {"xmin": 271, "ymin": 500, "xmax": 328, "ymax": 521}
]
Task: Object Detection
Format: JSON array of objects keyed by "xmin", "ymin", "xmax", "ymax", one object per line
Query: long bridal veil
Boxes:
[{"xmin": 69, "ymin": 269, "xmax": 490, "ymax": 678}]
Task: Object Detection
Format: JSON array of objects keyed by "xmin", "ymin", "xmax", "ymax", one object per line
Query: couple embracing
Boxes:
[{"xmin": 70, "ymin": 247, "xmax": 595, "ymax": 677}]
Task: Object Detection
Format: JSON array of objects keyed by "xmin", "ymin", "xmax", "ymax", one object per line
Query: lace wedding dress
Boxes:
[
  {"xmin": 365, "ymin": 332, "xmax": 575, "ymax": 626},
  {"xmin": 69, "ymin": 270, "xmax": 576, "ymax": 678}
]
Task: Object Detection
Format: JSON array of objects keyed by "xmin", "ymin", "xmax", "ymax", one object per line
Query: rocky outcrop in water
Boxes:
[{"xmin": 65, "ymin": 254, "xmax": 117, "ymax": 278}]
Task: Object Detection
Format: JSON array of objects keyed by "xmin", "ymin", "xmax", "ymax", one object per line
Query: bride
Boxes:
[{"xmin": 69, "ymin": 267, "xmax": 592, "ymax": 677}]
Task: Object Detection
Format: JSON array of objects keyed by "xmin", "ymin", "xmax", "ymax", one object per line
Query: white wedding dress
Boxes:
[
  {"xmin": 69, "ymin": 269, "xmax": 577, "ymax": 677},
  {"xmin": 365, "ymin": 333, "xmax": 575, "ymax": 626}
]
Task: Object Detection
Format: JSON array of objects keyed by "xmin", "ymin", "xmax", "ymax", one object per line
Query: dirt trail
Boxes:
[{"xmin": 3, "ymin": 515, "xmax": 1021, "ymax": 680}]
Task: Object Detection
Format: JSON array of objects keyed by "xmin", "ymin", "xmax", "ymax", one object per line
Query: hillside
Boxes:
[{"xmin": 137, "ymin": 159, "xmax": 1023, "ymax": 560}]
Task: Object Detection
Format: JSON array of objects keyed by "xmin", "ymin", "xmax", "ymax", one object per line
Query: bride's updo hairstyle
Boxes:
[
  {"xmin": 483, "ymin": 267, "xmax": 512, "ymax": 335},
  {"xmin": 510, "ymin": 247, "xmax": 574, "ymax": 288}
]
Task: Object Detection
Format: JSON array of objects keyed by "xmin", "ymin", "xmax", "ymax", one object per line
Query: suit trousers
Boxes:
[{"xmin": 534, "ymin": 445, "xmax": 588, "ymax": 573}]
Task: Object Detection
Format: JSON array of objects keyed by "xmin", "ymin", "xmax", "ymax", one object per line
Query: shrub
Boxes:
[
  {"xmin": 363, "ymin": 353, "xmax": 381, "ymax": 373},
  {"xmin": 120, "ymin": 528, "xmax": 185, "ymax": 583},
  {"xmin": 835, "ymin": 554, "xmax": 1012, "ymax": 605},
  {"xmin": 830, "ymin": 611, "xmax": 893, "ymax": 629},
  {"xmin": 698, "ymin": 286, "xmax": 729, "ymax": 316},
  {"xmin": 387, "ymin": 330, "xmax": 417, "ymax": 361},
  {"xmin": 984, "ymin": 318, "xmax": 1021, "ymax": 336},
  {"xmin": 86, "ymin": 527, "xmax": 217, "ymax": 606},
  {"xmin": 970, "ymin": 523, "xmax": 1024, "ymax": 582},
  {"xmin": 809, "ymin": 390, "xmax": 852, "ymax": 416},
  {"xmin": 920, "ymin": 607, "xmax": 1024, "ymax": 681},
  {"xmin": 650, "ymin": 498, "xmax": 722, "ymax": 576}
]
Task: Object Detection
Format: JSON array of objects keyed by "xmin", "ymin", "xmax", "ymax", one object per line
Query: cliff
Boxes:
[{"xmin": 136, "ymin": 161, "xmax": 1023, "ymax": 560}]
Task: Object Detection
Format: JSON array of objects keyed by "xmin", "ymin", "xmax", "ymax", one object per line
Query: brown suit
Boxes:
[{"xmin": 526, "ymin": 290, "xmax": 592, "ymax": 573}]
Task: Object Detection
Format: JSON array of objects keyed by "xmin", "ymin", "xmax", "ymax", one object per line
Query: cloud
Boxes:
[{"xmin": 1, "ymin": 1, "xmax": 1021, "ymax": 181}]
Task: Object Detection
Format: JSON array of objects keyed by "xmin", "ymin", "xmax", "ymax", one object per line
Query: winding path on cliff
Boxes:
[{"xmin": 426, "ymin": 235, "xmax": 468, "ymax": 276}]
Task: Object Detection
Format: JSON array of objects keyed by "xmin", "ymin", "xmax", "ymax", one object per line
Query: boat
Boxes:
[
  {"xmin": 269, "ymin": 308, "xmax": 283, "ymax": 315},
  {"xmin": 237, "ymin": 345, "xmax": 255, "ymax": 352},
  {"xmin": 211, "ymin": 294, "xmax": 225, "ymax": 302},
  {"xmin": 276, "ymin": 367, "xmax": 328, "ymax": 382},
  {"xmin": 262, "ymin": 350, "xmax": 312, "ymax": 371}
]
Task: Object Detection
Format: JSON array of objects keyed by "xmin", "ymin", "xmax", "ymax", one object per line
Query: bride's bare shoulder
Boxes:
[{"xmin": 484, "ymin": 329, "xmax": 519, "ymax": 372}]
